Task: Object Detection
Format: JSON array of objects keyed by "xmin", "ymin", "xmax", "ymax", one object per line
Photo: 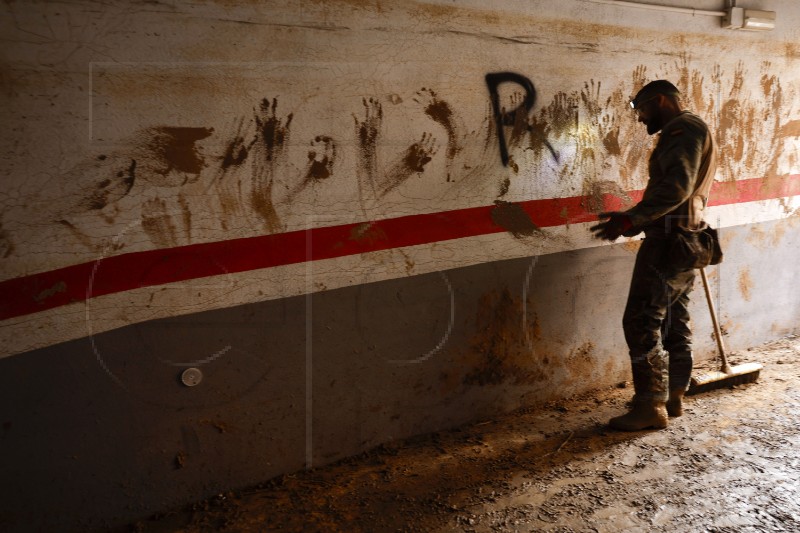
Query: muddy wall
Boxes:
[{"xmin": 1, "ymin": 0, "xmax": 799, "ymax": 530}]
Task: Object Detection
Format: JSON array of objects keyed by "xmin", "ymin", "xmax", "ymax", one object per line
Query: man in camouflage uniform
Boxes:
[{"xmin": 591, "ymin": 80, "xmax": 717, "ymax": 431}]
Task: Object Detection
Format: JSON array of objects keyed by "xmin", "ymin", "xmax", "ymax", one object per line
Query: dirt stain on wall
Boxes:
[
  {"xmin": 84, "ymin": 159, "xmax": 137, "ymax": 211},
  {"xmin": 463, "ymin": 288, "xmax": 546, "ymax": 386},
  {"xmin": 674, "ymin": 53, "xmax": 713, "ymax": 118},
  {"xmin": 581, "ymin": 179, "xmax": 632, "ymax": 214},
  {"xmin": 564, "ymin": 341, "xmax": 596, "ymax": 386},
  {"xmin": 717, "ymin": 62, "xmax": 783, "ymax": 184},
  {"xmin": 38, "ymin": 50, "xmax": 799, "ymax": 265},
  {"xmin": 220, "ymin": 117, "xmax": 252, "ymax": 171},
  {"xmin": 305, "ymin": 136, "xmax": 337, "ymax": 181},
  {"xmin": 379, "ymin": 132, "xmax": 438, "ymax": 197},
  {"xmin": 514, "ymin": 58, "xmax": 796, "ymax": 202},
  {"xmin": 213, "ymin": 117, "xmax": 255, "ymax": 230},
  {"xmin": 55, "ymin": 154, "xmax": 138, "ymax": 222},
  {"xmin": 439, "ymin": 102, "xmax": 497, "ymax": 196},
  {"xmin": 519, "ymin": 77, "xmax": 650, "ymax": 192},
  {"xmin": 474, "ymin": 53, "xmax": 798, "ymax": 209},
  {"xmin": 747, "ymin": 223, "xmax": 788, "ymax": 249},
  {"xmin": 33, "ymin": 281, "xmax": 66, "ymax": 303},
  {"xmin": 286, "ymin": 135, "xmax": 338, "ymax": 204},
  {"xmin": 56, "ymin": 219, "xmax": 100, "ymax": 252},
  {"xmin": 349, "ymin": 222, "xmax": 387, "ymax": 245},
  {"xmin": 354, "ymin": 97, "xmax": 440, "ymax": 202},
  {"xmin": 353, "ymin": 97, "xmax": 383, "ymax": 203},
  {"xmin": 602, "ymin": 128, "xmax": 621, "ymax": 157},
  {"xmin": 738, "ymin": 268, "xmax": 753, "ymax": 302},
  {"xmin": 141, "ymin": 196, "xmax": 180, "ymax": 248},
  {"xmin": 415, "ymin": 88, "xmax": 462, "ymax": 180},
  {"xmin": 139, "ymin": 127, "xmax": 213, "ymax": 186},
  {"xmin": 530, "ymin": 91, "xmax": 577, "ymax": 144},
  {"xmin": 780, "ymin": 120, "xmax": 800, "ymax": 138},
  {"xmin": 490, "ymin": 201, "xmax": 539, "ymax": 238},
  {"xmin": 178, "ymin": 193, "xmax": 192, "ymax": 243},
  {"xmin": 251, "ymin": 97, "xmax": 293, "ymax": 233}
]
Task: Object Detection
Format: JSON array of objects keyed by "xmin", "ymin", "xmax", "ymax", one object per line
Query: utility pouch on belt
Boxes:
[{"xmin": 668, "ymin": 224, "xmax": 723, "ymax": 271}]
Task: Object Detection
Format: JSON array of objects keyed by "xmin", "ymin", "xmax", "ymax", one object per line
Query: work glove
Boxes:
[{"xmin": 590, "ymin": 211, "xmax": 635, "ymax": 241}]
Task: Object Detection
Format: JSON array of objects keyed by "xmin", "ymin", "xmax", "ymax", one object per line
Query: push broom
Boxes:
[{"xmin": 687, "ymin": 268, "xmax": 762, "ymax": 395}]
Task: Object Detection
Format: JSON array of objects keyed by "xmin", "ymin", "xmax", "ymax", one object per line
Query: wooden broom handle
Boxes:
[{"xmin": 699, "ymin": 268, "xmax": 732, "ymax": 374}]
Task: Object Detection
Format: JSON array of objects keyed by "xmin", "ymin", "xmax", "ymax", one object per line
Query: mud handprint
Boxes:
[
  {"xmin": 404, "ymin": 132, "xmax": 438, "ymax": 172},
  {"xmin": 285, "ymin": 135, "xmax": 338, "ymax": 204},
  {"xmin": 305, "ymin": 135, "xmax": 336, "ymax": 181},
  {"xmin": 211, "ymin": 116, "xmax": 255, "ymax": 229},
  {"xmin": 218, "ymin": 116, "xmax": 253, "ymax": 175},
  {"xmin": 580, "ymin": 79, "xmax": 603, "ymax": 118},
  {"xmin": 250, "ymin": 97, "xmax": 292, "ymax": 233},
  {"xmin": 141, "ymin": 196, "xmax": 180, "ymax": 248},
  {"xmin": 353, "ymin": 97, "xmax": 383, "ymax": 202},
  {"xmin": 378, "ymin": 132, "xmax": 439, "ymax": 197},
  {"xmin": 414, "ymin": 88, "xmax": 462, "ymax": 161}
]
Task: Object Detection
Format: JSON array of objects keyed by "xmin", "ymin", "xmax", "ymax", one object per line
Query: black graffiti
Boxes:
[{"xmin": 485, "ymin": 72, "xmax": 558, "ymax": 166}]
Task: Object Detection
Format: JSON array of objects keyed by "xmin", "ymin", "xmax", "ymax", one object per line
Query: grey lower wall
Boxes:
[{"xmin": 1, "ymin": 216, "xmax": 798, "ymax": 531}]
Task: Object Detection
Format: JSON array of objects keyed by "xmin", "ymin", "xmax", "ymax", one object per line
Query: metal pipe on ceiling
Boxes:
[{"xmin": 586, "ymin": 0, "xmax": 726, "ymax": 17}]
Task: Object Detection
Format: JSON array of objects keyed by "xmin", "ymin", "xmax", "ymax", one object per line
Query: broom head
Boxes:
[{"xmin": 687, "ymin": 362, "xmax": 763, "ymax": 395}]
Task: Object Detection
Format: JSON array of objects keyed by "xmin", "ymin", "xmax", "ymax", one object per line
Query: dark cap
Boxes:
[{"xmin": 630, "ymin": 80, "xmax": 680, "ymax": 109}]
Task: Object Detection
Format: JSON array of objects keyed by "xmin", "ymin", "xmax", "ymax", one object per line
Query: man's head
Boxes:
[{"xmin": 630, "ymin": 80, "xmax": 682, "ymax": 135}]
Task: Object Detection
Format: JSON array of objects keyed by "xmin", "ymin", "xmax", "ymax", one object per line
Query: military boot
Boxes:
[
  {"xmin": 609, "ymin": 399, "xmax": 668, "ymax": 431},
  {"xmin": 666, "ymin": 388, "xmax": 685, "ymax": 417}
]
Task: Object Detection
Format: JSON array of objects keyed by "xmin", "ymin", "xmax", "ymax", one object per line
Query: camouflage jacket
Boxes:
[{"xmin": 625, "ymin": 111, "xmax": 717, "ymax": 234}]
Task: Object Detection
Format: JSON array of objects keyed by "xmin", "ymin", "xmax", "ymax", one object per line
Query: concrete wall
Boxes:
[{"xmin": 1, "ymin": 0, "xmax": 800, "ymax": 530}]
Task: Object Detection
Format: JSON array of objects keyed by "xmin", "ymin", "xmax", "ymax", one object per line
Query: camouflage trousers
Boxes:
[{"xmin": 622, "ymin": 236, "xmax": 696, "ymax": 402}]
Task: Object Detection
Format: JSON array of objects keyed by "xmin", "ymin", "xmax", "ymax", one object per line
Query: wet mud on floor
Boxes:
[{"xmin": 121, "ymin": 336, "xmax": 800, "ymax": 532}]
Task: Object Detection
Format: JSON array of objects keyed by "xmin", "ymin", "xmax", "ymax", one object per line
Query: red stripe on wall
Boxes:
[{"xmin": 1, "ymin": 174, "xmax": 798, "ymax": 322}]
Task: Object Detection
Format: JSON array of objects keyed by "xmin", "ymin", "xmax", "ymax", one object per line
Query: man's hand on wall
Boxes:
[{"xmin": 590, "ymin": 212, "xmax": 634, "ymax": 241}]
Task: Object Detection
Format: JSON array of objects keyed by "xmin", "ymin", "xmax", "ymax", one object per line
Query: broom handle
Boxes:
[{"xmin": 699, "ymin": 268, "xmax": 732, "ymax": 374}]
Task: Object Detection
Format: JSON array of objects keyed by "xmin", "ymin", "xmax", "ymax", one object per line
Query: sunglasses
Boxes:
[{"xmin": 629, "ymin": 94, "xmax": 659, "ymax": 115}]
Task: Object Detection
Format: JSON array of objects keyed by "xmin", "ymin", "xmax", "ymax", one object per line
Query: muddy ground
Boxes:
[{"xmin": 123, "ymin": 336, "xmax": 800, "ymax": 532}]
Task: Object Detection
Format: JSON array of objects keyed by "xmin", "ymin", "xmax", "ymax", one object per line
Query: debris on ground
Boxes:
[{"xmin": 121, "ymin": 336, "xmax": 800, "ymax": 532}]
